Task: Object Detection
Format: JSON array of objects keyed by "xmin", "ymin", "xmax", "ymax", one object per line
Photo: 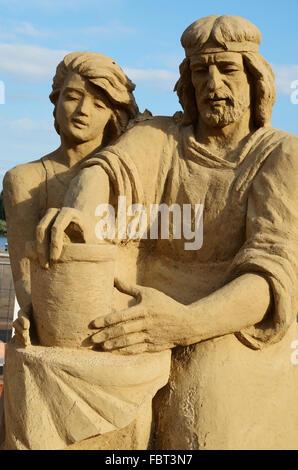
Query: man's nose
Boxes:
[{"xmin": 206, "ymin": 65, "xmax": 223, "ymax": 92}]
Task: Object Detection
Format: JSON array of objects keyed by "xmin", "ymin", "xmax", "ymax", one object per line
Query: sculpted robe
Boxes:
[
  {"xmin": 1, "ymin": 153, "xmax": 171, "ymax": 450},
  {"xmin": 82, "ymin": 115, "xmax": 298, "ymax": 449}
]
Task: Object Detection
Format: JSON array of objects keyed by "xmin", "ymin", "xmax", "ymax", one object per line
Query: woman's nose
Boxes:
[{"xmin": 76, "ymin": 96, "xmax": 90, "ymax": 116}]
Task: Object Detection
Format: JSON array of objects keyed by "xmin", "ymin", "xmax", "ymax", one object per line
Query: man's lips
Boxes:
[{"xmin": 207, "ymin": 97, "xmax": 228, "ymax": 103}]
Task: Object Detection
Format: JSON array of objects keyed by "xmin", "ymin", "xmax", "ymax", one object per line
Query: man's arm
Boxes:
[
  {"xmin": 90, "ymin": 273, "xmax": 271, "ymax": 353},
  {"xmin": 186, "ymin": 273, "xmax": 271, "ymax": 344},
  {"xmin": 36, "ymin": 117, "xmax": 174, "ymax": 265},
  {"xmin": 91, "ymin": 134, "xmax": 298, "ymax": 353},
  {"xmin": 36, "ymin": 165, "xmax": 112, "ymax": 265}
]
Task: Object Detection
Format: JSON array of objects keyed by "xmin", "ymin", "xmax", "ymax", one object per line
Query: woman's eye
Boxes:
[
  {"xmin": 66, "ymin": 94, "xmax": 79, "ymax": 100},
  {"xmin": 94, "ymin": 101, "xmax": 104, "ymax": 109}
]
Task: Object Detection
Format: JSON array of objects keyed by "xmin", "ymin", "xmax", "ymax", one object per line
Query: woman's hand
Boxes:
[
  {"xmin": 91, "ymin": 279, "xmax": 197, "ymax": 354},
  {"xmin": 35, "ymin": 207, "xmax": 90, "ymax": 267},
  {"xmin": 13, "ymin": 303, "xmax": 33, "ymax": 347}
]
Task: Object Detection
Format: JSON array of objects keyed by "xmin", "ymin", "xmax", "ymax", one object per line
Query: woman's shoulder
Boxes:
[{"xmin": 3, "ymin": 151, "xmax": 57, "ymax": 201}]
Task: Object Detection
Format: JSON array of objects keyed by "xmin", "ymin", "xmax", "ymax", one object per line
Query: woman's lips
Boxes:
[{"xmin": 72, "ymin": 118, "xmax": 88, "ymax": 127}]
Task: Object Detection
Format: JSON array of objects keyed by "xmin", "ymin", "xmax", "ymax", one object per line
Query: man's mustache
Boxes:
[{"xmin": 203, "ymin": 92, "xmax": 235, "ymax": 105}]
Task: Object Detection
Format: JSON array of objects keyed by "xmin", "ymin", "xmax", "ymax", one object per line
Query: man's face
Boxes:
[
  {"xmin": 190, "ymin": 52, "xmax": 251, "ymax": 128},
  {"xmin": 56, "ymin": 72, "xmax": 113, "ymax": 144}
]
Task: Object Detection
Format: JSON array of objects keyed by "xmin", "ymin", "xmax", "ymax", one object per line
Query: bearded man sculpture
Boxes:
[{"xmin": 3, "ymin": 15, "xmax": 298, "ymax": 450}]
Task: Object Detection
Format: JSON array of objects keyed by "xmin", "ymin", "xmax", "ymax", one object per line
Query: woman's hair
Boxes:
[
  {"xmin": 49, "ymin": 52, "xmax": 139, "ymax": 143},
  {"xmin": 175, "ymin": 15, "xmax": 277, "ymax": 128}
]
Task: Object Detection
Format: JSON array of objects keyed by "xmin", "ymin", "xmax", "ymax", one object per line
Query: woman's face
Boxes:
[{"xmin": 55, "ymin": 72, "xmax": 113, "ymax": 144}]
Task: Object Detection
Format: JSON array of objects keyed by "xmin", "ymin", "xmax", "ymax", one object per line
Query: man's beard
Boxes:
[{"xmin": 198, "ymin": 93, "xmax": 251, "ymax": 128}]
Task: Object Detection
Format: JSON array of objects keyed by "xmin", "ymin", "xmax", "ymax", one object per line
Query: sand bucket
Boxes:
[{"xmin": 26, "ymin": 242, "xmax": 116, "ymax": 349}]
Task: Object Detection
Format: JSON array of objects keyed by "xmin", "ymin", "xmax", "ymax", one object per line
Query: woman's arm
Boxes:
[{"xmin": 3, "ymin": 165, "xmax": 42, "ymax": 308}]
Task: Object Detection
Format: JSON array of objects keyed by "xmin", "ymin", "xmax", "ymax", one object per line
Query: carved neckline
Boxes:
[
  {"xmin": 182, "ymin": 126, "xmax": 274, "ymax": 169},
  {"xmin": 42, "ymin": 155, "xmax": 80, "ymax": 188}
]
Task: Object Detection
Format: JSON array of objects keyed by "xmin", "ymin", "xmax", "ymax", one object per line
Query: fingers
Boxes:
[
  {"xmin": 14, "ymin": 331, "xmax": 24, "ymax": 346},
  {"xmin": 114, "ymin": 277, "xmax": 143, "ymax": 301},
  {"xmin": 91, "ymin": 315, "xmax": 173, "ymax": 353},
  {"xmin": 13, "ymin": 323, "xmax": 31, "ymax": 346},
  {"xmin": 16, "ymin": 303, "xmax": 32, "ymax": 327},
  {"xmin": 114, "ymin": 343, "xmax": 173, "ymax": 355},
  {"xmin": 13, "ymin": 318, "xmax": 29, "ymax": 335},
  {"xmin": 102, "ymin": 332, "xmax": 148, "ymax": 350},
  {"xmin": 18, "ymin": 315, "xmax": 30, "ymax": 330},
  {"xmin": 36, "ymin": 207, "xmax": 88, "ymax": 265},
  {"xmin": 92, "ymin": 306, "xmax": 145, "ymax": 329},
  {"xmin": 50, "ymin": 208, "xmax": 87, "ymax": 262},
  {"xmin": 13, "ymin": 319, "xmax": 24, "ymax": 334},
  {"xmin": 14, "ymin": 312, "xmax": 30, "ymax": 331},
  {"xmin": 36, "ymin": 208, "xmax": 60, "ymax": 268},
  {"xmin": 13, "ymin": 303, "xmax": 33, "ymax": 346},
  {"xmin": 92, "ymin": 319, "xmax": 145, "ymax": 344}
]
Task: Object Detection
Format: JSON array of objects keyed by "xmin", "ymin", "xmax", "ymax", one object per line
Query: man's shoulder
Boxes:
[
  {"xmin": 108, "ymin": 114, "xmax": 181, "ymax": 153},
  {"xmin": 255, "ymin": 127, "xmax": 298, "ymax": 178},
  {"xmin": 253, "ymin": 127, "xmax": 298, "ymax": 168},
  {"xmin": 266, "ymin": 127, "xmax": 298, "ymax": 149},
  {"xmin": 128, "ymin": 113, "xmax": 180, "ymax": 135}
]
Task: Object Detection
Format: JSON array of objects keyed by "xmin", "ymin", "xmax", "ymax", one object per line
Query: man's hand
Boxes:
[
  {"xmin": 13, "ymin": 304, "xmax": 33, "ymax": 347},
  {"xmin": 36, "ymin": 207, "xmax": 89, "ymax": 267},
  {"xmin": 91, "ymin": 279, "xmax": 196, "ymax": 354}
]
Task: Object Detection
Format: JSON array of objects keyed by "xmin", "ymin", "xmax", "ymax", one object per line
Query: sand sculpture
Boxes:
[
  {"xmin": 1, "ymin": 52, "xmax": 170, "ymax": 450},
  {"xmin": 1, "ymin": 15, "xmax": 298, "ymax": 450}
]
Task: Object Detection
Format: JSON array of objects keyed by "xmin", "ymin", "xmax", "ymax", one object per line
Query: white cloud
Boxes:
[
  {"xmin": 124, "ymin": 68, "xmax": 179, "ymax": 92},
  {"xmin": 126, "ymin": 64, "xmax": 298, "ymax": 96},
  {"xmin": 0, "ymin": 21, "xmax": 55, "ymax": 41},
  {"xmin": 125, "ymin": 68, "xmax": 178, "ymax": 81},
  {"xmin": 127, "ymin": 64, "xmax": 298, "ymax": 96},
  {"xmin": 0, "ymin": 44, "xmax": 179, "ymax": 94},
  {"xmin": 82, "ymin": 21, "xmax": 135, "ymax": 35},
  {"xmin": 0, "ymin": 43, "xmax": 69, "ymax": 79},
  {"xmin": 10, "ymin": 118, "xmax": 52, "ymax": 132},
  {"xmin": 273, "ymin": 65, "xmax": 298, "ymax": 95},
  {"xmin": 13, "ymin": 22, "xmax": 55, "ymax": 38},
  {"xmin": 0, "ymin": 0, "xmax": 122, "ymax": 11},
  {"xmin": 0, "ymin": 116, "xmax": 53, "ymax": 132}
]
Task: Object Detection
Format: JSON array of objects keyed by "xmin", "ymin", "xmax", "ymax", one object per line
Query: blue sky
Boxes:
[{"xmin": 0, "ymin": 0, "xmax": 297, "ymax": 189}]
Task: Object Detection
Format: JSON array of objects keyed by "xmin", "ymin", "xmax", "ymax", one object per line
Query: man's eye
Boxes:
[
  {"xmin": 222, "ymin": 68, "xmax": 239, "ymax": 74},
  {"xmin": 194, "ymin": 68, "xmax": 207, "ymax": 74}
]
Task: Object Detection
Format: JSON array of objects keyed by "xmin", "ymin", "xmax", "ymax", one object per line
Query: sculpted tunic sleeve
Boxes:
[
  {"xmin": 81, "ymin": 116, "xmax": 177, "ymax": 209},
  {"xmin": 231, "ymin": 134, "xmax": 298, "ymax": 349}
]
